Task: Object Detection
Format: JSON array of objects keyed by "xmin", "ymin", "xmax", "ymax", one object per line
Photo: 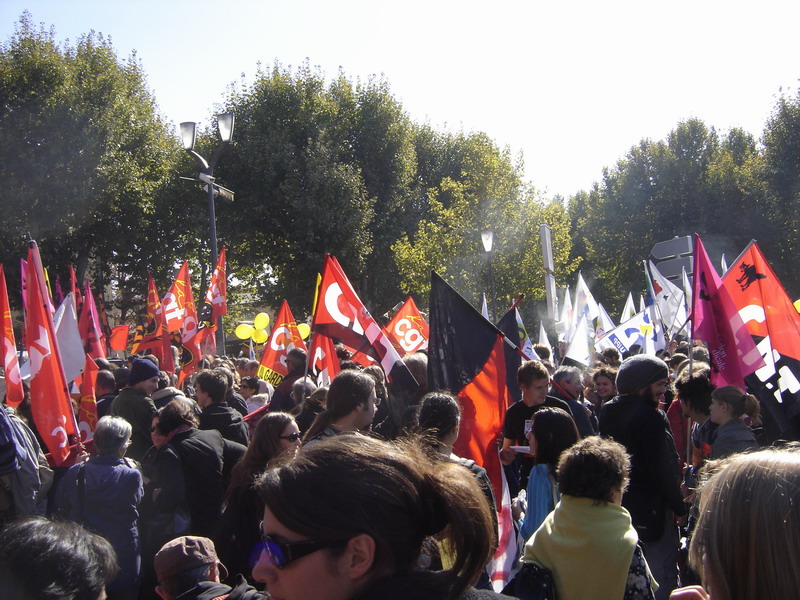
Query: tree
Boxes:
[{"xmin": 0, "ymin": 13, "xmax": 189, "ymax": 317}]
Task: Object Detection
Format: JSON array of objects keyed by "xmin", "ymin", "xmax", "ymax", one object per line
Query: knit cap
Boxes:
[
  {"xmin": 129, "ymin": 358, "xmax": 160, "ymax": 385},
  {"xmin": 615, "ymin": 355, "xmax": 669, "ymax": 395}
]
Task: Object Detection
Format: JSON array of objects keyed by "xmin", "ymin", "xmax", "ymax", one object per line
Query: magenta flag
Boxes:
[{"xmin": 691, "ymin": 234, "xmax": 763, "ymax": 387}]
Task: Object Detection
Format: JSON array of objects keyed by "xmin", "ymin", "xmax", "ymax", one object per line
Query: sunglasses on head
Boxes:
[
  {"xmin": 254, "ymin": 523, "xmax": 347, "ymax": 569},
  {"xmin": 279, "ymin": 432, "xmax": 302, "ymax": 442}
]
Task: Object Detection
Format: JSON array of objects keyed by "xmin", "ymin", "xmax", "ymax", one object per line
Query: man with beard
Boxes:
[{"xmin": 599, "ymin": 355, "xmax": 687, "ymax": 600}]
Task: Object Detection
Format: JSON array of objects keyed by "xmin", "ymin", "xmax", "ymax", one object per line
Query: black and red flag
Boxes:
[
  {"xmin": 722, "ymin": 241, "xmax": 800, "ymax": 440},
  {"xmin": 427, "ymin": 272, "xmax": 516, "ymax": 590}
]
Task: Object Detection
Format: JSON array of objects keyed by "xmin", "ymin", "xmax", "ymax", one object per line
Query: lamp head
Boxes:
[
  {"xmin": 180, "ymin": 122, "xmax": 197, "ymax": 151},
  {"xmin": 217, "ymin": 113, "xmax": 235, "ymax": 143},
  {"xmin": 481, "ymin": 229, "xmax": 494, "ymax": 253}
]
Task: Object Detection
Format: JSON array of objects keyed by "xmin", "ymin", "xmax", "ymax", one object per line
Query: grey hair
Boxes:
[
  {"xmin": 553, "ymin": 365, "xmax": 582, "ymax": 384},
  {"xmin": 93, "ymin": 416, "xmax": 132, "ymax": 457},
  {"xmin": 291, "ymin": 376, "xmax": 317, "ymax": 401}
]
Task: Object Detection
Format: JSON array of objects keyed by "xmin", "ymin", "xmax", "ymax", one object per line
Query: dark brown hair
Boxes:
[
  {"xmin": 557, "ymin": 436, "xmax": 630, "ymax": 504},
  {"xmin": 256, "ymin": 435, "xmax": 495, "ymax": 599},
  {"xmin": 517, "ymin": 360, "xmax": 550, "ymax": 387}
]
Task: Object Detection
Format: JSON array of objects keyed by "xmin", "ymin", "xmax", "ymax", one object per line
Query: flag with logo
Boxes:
[
  {"xmin": 648, "ymin": 260, "xmax": 687, "ymax": 337},
  {"xmin": 258, "ymin": 300, "xmax": 308, "ymax": 387},
  {"xmin": 721, "ymin": 241, "xmax": 800, "ymax": 437},
  {"xmin": 381, "ymin": 296, "xmax": 429, "ymax": 355},
  {"xmin": 163, "ymin": 262, "xmax": 191, "ymax": 333},
  {"xmin": 0, "ymin": 266, "xmax": 23, "ymax": 408},
  {"xmin": 428, "ymin": 272, "xmax": 516, "ymax": 591},
  {"xmin": 308, "ymin": 330, "xmax": 341, "ymax": 386},
  {"xmin": 596, "ymin": 307, "xmax": 664, "ymax": 356},
  {"xmin": 26, "ymin": 242, "xmax": 78, "ymax": 465},
  {"xmin": 311, "ymin": 255, "xmax": 418, "ymax": 426},
  {"xmin": 137, "ymin": 274, "xmax": 174, "ymax": 373},
  {"xmin": 172, "ymin": 266, "xmax": 201, "ymax": 382},
  {"xmin": 691, "ymin": 234, "xmax": 763, "ymax": 389}
]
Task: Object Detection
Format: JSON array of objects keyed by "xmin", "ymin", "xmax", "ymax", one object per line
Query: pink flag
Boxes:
[{"xmin": 691, "ymin": 234, "xmax": 763, "ymax": 388}]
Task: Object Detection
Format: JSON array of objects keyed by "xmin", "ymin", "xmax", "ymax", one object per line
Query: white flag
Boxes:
[
  {"xmin": 481, "ymin": 293, "xmax": 489, "ymax": 320},
  {"xmin": 620, "ymin": 292, "xmax": 636, "ymax": 323},
  {"xmin": 564, "ymin": 314, "xmax": 592, "ymax": 367},
  {"xmin": 596, "ymin": 303, "xmax": 617, "ymax": 338},
  {"xmin": 648, "ymin": 260, "xmax": 687, "ymax": 338},
  {"xmin": 538, "ymin": 321, "xmax": 553, "ymax": 357},
  {"xmin": 556, "ymin": 288, "xmax": 574, "ymax": 341},
  {"xmin": 596, "ymin": 307, "xmax": 665, "ymax": 357},
  {"xmin": 574, "ymin": 272, "xmax": 600, "ymax": 322}
]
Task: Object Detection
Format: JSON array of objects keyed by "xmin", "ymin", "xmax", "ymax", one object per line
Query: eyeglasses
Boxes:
[
  {"xmin": 255, "ymin": 525, "xmax": 346, "ymax": 568},
  {"xmin": 279, "ymin": 432, "xmax": 302, "ymax": 442}
]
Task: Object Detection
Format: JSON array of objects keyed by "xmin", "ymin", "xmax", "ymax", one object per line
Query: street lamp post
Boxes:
[
  {"xmin": 180, "ymin": 113, "xmax": 235, "ymax": 355},
  {"xmin": 481, "ymin": 229, "xmax": 496, "ymax": 322}
]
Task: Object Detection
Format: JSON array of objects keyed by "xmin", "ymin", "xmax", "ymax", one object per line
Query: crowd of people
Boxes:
[{"xmin": 0, "ymin": 338, "xmax": 798, "ymax": 600}]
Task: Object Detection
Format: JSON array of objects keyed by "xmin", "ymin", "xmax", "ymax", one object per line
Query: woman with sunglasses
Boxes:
[
  {"xmin": 252, "ymin": 434, "xmax": 510, "ymax": 600},
  {"xmin": 216, "ymin": 412, "xmax": 302, "ymax": 584}
]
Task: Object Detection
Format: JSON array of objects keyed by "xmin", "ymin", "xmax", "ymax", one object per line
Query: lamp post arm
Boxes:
[
  {"xmin": 207, "ymin": 140, "xmax": 231, "ymax": 174},
  {"xmin": 186, "ymin": 149, "xmax": 210, "ymax": 172}
]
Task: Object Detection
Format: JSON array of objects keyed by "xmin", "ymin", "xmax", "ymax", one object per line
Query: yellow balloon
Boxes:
[
  {"xmin": 235, "ymin": 324, "xmax": 254, "ymax": 340},
  {"xmin": 252, "ymin": 329, "xmax": 268, "ymax": 344},
  {"xmin": 297, "ymin": 323, "xmax": 311, "ymax": 340},
  {"xmin": 253, "ymin": 312, "xmax": 270, "ymax": 330}
]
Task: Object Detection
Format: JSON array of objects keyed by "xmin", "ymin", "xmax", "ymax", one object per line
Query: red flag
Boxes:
[
  {"xmin": 69, "ymin": 264, "xmax": 83, "ymax": 317},
  {"xmin": 427, "ymin": 272, "xmax": 515, "ymax": 590},
  {"xmin": 204, "ymin": 246, "xmax": 228, "ymax": 322},
  {"xmin": 77, "ymin": 355, "xmax": 99, "ymax": 442},
  {"xmin": 691, "ymin": 234, "xmax": 763, "ymax": 388},
  {"xmin": 19, "ymin": 259, "xmax": 27, "ymax": 313},
  {"xmin": 137, "ymin": 274, "xmax": 175, "ymax": 372},
  {"xmin": 78, "ymin": 279, "xmax": 107, "ymax": 359},
  {"xmin": 0, "ymin": 266, "xmax": 24, "ymax": 407},
  {"xmin": 308, "ymin": 331, "xmax": 340, "ymax": 386},
  {"xmin": 54, "ymin": 275, "xmax": 65, "ymax": 307},
  {"xmin": 163, "ymin": 262, "xmax": 190, "ymax": 333},
  {"xmin": 108, "ymin": 325, "xmax": 130, "ymax": 352},
  {"xmin": 311, "ymin": 255, "xmax": 418, "ymax": 426},
  {"xmin": 26, "ymin": 242, "xmax": 78, "ymax": 465},
  {"xmin": 174, "ymin": 267, "xmax": 201, "ymax": 383},
  {"xmin": 381, "ymin": 296, "xmax": 429, "ymax": 355},
  {"xmin": 721, "ymin": 241, "xmax": 800, "ymax": 436},
  {"xmin": 258, "ymin": 300, "xmax": 307, "ymax": 387}
]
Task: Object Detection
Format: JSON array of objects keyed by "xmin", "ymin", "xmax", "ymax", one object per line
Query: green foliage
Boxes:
[{"xmin": 0, "ymin": 12, "xmax": 190, "ymax": 317}]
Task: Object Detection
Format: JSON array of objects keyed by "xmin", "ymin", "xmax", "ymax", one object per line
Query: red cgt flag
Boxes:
[
  {"xmin": 204, "ymin": 246, "xmax": 228, "ymax": 322},
  {"xmin": 258, "ymin": 300, "xmax": 307, "ymax": 387},
  {"xmin": 26, "ymin": 242, "xmax": 78, "ymax": 466},
  {"xmin": 174, "ymin": 267, "xmax": 201, "ymax": 383},
  {"xmin": 0, "ymin": 266, "xmax": 24, "ymax": 407},
  {"xmin": 163, "ymin": 262, "xmax": 191, "ymax": 333},
  {"xmin": 138, "ymin": 274, "xmax": 175, "ymax": 373},
  {"xmin": 308, "ymin": 330, "xmax": 340, "ymax": 387},
  {"xmin": 78, "ymin": 279, "xmax": 107, "ymax": 359},
  {"xmin": 381, "ymin": 296, "xmax": 429, "ymax": 355}
]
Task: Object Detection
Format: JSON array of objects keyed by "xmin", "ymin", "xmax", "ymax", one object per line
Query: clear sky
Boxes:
[{"xmin": 2, "ymin": 0, "xmax": 799, "ymax": 199}]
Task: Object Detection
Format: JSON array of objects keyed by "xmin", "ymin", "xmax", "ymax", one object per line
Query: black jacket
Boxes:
[
  {"xmin": 167, "ymin": 428, "xmax": 246, "ymax": 538},
  {"xmin": 200, "ymin": 403, "xmax": 249, "ymax": 446},
  {"xmin": 175, "ymin": 574, "xmax": 265, "ymax": 599},
  {"xmin": 599, "ymin": 394, "xmax": 687, "ymax": 540}
]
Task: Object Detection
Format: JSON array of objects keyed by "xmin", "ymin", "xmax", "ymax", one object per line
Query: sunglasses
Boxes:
[
  {"xmin": 255, "ymin": 526, "xmax": 346, "ymax": 569},
  {"xmin": 279, "ymin": 432, "xmax": 302, "ymax": 442}
]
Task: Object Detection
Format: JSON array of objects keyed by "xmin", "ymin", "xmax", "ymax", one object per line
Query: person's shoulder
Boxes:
[
  {"xmin": 459, "ymin": 588, "xmax": 516, "ymax": 600},
  {"xmin": 543, "ymin": 396, "xmax": 570, "ymax": 411}
]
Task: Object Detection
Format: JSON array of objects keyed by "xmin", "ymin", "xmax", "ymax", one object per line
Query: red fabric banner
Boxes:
[
  {"xmin": 381, "ymin": 296, "xmax": 429, "ymax": 355},
  {"xmin": 258, "ymin": 300, "xmax": 307, "ymax": 387},
  {"xmin": 0, "ymin": 266, "xmax": 24, "ymax": 407}
]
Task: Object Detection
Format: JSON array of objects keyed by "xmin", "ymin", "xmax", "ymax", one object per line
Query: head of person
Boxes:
[
  {"xmin": 215, "ymin": 367, "xmax": 236, "ymax": 395},
  {"xmin": 528, "ymin": 407, "xmax": 579, "ymax": 474},
  {"xmin": 244, "ymin": 360, "xmax": 260, "ymax": 378},
  {"xmin": 93, "ymin": 416, "xmax": 132, "ymax": 459},
  {"xmin": 675, "ymin": 365, "xmax": 714, "ymax": 419},
  {"xmin": 285, "ymin": 348, "xmax": 308, "ymax": 373},
  {"xmin": 668, "ymin": 353, "xmax": 689, "ymax": 374},
  {"xmin": 517, "ymin": 360, "xmax": 551, "ymax": 406},
  {"xmin": 601, "ymin": 347, "xmax": 621, "ymax": 367},
  {"xmin": 95, "ymin": 370, "xmax": 117, "ymax": 397},
  {"xmin": 291, "ymin": 376, "xmax": 317, "ymax": 405},
  {"xmin": 154, "ymin": 536, "xmax": 228, "ymax": 600},
  {"xmin": 156, "ymin": 399, "xmax": 199, "ymax": 436},
  {"xmin": 0, "ymin": 516, "xmax": 118, "ymax": 600},
  {"xmin": 402, "ymin": 352, "xmax": 429, "ymax": 400},
  {"xmin": 306, "ymin": 370, "xmax": 377, "ymax": 438},
  {"xmin": 362, "ymin": 365, "xmax": 387, "ymax": 407},
  {"xmin": 557, "ymin": 436, "xmax": 631, "ymax": 505},
  {"xmin": 194, "ymin": 369, "xmax": 228, "ymax": 407},
  {"xmin": 239, "ymin": 376, "xmax": 261, "ymax": 400},
  {"xmin": 114, "ymin": 366, "xmax": 130, "ymax": 390},
  {"xmin": 533, "ymin": 343, "xmax": 551, "ymax": 361},
  {"xmin": 615, "ymin": 355, "xmax": 670, "ymax": 406},
  {"xmin": 128, "ymin": 358, "xmax": 160, "ymax": 395},
  {"xmin": 689, "ymin": 447, "xmax": 800, "ymax": 600},
  {"xmin": 417, "ymin": 391, "xmax": 461, "ymax": 450},
  {"xmin": 253, "ymin": 435, "xmax": 495, "ymax": 600},
  {"xmin": 151, "ymin": 413, "xmax": 168, "ymax": 449},
  {"xmin": 708, "ymin": 385, "xmax": 761, "ymax": 426},
  {"xmin": 304, "ymin": 386, "xmax": 328, "ymax": 411},
  {"xmin": 553, "ymin": 366, "xmax": 584, "ymax": 399},
  {"xmin": 591, "ymin": 366, "xmax": 618, "ymax": 402}
]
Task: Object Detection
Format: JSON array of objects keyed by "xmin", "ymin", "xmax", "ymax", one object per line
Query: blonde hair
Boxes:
[
  {"xmin": 690, "ymin": 447, "xmax": 800, "ymax": 600},
  {"xmin": 711, "ymin": 385, "xmax": 761, "ymax": 424}
]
